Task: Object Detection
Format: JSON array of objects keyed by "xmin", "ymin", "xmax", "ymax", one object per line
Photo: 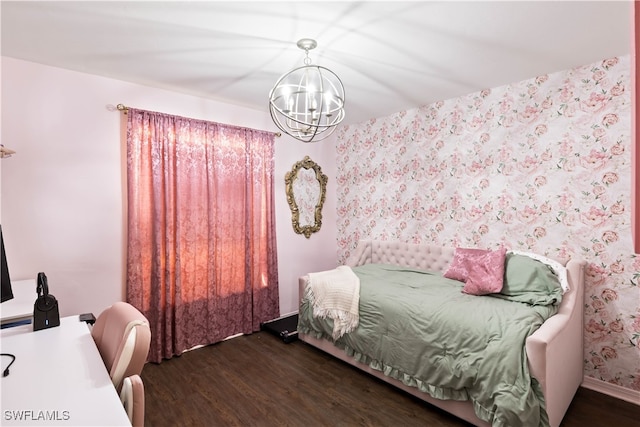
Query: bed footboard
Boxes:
[{"xmin": 525, "ymin": 258, "xmax": 586, "ymax": 427}]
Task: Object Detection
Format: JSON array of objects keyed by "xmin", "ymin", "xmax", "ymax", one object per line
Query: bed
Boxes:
[{"xmin": 297, "ymin": 240, "xmax": 586, "ymax": 427}]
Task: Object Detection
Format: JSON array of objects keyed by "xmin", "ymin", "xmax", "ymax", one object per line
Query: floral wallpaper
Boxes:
[
  {"xmin": 293, "ymin": 167, "xmax": 321, "ymax": 227},
  {"xmin": 335, "ymin": 56, "xmax": 639, "ymax": 392}
]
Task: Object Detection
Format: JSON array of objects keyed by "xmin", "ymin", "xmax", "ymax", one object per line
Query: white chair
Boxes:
[
  {"xmin": 91, "ymin": 302, "xmax": 151, "ymax": 392},
  {"xmin": 120, "ymin": 374, "xmax": 145, "ymax": 427}
]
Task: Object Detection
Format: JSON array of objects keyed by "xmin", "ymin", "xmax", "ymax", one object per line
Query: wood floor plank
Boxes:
[{"xmin": 142, "ymin": 332, "xmax": 639, "ymax": 426}]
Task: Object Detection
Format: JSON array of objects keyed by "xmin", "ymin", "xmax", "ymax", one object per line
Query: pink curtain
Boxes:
[{"xmin": 125, "ymin": 108, "xmax": 280, "ymax": 363}]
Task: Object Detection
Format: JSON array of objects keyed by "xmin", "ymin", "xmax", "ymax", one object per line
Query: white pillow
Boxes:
[{"xmin": 507, "ymin": 250, "xmax": 570, "ymax": 294}]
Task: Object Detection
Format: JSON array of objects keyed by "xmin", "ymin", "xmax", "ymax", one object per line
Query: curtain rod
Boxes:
[{"xmin": 116, "ymin": 103, "xmax": 281, "ymax": 137}]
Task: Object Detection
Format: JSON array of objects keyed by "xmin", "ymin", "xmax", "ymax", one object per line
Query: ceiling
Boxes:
[{"xmin": 1, "ymin": 1, "xmax": 632, "ymax": 125}]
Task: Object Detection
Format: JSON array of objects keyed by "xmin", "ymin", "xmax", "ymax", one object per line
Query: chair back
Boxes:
[
  {"xmin": 91, "ymin": 302, "xmax": 151, "ymax": 391},
  {"xmin": 120, "ymin": 374, "xmax": 145, "ymax": 427}
]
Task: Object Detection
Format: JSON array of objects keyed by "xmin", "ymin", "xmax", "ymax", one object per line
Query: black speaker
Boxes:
[{"xmin": 33, "ymin": 272, "xmax": 60, "ymax": 331}]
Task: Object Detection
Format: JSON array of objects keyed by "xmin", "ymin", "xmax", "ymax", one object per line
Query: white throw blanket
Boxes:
[{"xmin": 307, "ymin": 266, "xmax": 360, "ymax": 339}]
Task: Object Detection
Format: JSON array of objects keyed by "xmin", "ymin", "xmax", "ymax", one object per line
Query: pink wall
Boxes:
[
  {"xmin": 633, "ymin": 3, "xmax": 640, "ymax": 254},
  {"xmin": 336, "ymin": 56, "xmax": 639, "ymax": 393},
  {"xmin": 0, "ymin": 56, "xmax": 337, "ymax": 319}
]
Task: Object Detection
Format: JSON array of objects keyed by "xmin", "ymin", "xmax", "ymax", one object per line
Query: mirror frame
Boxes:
[{"xmin": 285, "ymin": 156, "xmax": 328, "ymax": 238}]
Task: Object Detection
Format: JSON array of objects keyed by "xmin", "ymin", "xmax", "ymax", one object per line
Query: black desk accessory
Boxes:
[
  {"xmin": 33, "ymin": 272, "xmax": 60, "ymax": 331},
  {"xmin": 79, "ymin": 313, "xmax": 96, "ymax": 325},
  {"xmin": 1, "ymin": 353, "xmax": 16, "ymax": 377}
]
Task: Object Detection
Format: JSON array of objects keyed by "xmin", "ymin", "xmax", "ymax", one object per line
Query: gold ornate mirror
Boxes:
[{"xmin": 285, "ymin": 156, "xmax": 328, "ymax": 238}]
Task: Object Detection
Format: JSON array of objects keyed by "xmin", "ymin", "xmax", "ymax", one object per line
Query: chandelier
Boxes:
[{"xmin": 268, "ymin": 39, "xmax": 345, "ymax": 143}]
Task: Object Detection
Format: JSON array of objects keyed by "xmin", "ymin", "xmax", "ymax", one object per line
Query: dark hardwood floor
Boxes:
[{"xmin": 141, "ymin": 332, "xmax": 639, "ymax": 427}]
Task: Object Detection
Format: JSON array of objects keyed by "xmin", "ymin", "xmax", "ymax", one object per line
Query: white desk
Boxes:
[
  {"xmin": 1, "ymin": 279, "xmax": 36, "ymax": 325},
  {"xmin": 0, "ymin": 316, "xmax": 131, "ymax": 426}
]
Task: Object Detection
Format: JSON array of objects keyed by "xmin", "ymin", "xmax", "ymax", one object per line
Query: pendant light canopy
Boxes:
[{"xmin": 269, "ymin": 39, "xmax": 345, "ymax": 143}]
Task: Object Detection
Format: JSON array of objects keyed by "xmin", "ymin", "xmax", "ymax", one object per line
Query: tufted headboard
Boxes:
[{"xmin": 345, "ymin": 240, "xmax": 456, "ymax": 272}]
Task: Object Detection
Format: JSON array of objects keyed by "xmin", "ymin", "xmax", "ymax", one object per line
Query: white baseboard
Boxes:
[
  {"xmin": 278, "ymin": 310, "xmax": 298, "ymax": 318},
  {"xmin": 582, "ymin": 376, "xmax": 640, "ymax": 406}
]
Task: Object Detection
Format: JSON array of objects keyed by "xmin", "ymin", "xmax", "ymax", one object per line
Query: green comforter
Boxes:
[{"xmin": 298, "ymin": 264, "xmax": 558, "ymax": 427}]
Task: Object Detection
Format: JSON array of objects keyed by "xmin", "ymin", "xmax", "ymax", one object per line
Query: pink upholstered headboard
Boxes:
[{"xmin": 345, "ymin": 240, "xmax": 456, "ymax": 272}]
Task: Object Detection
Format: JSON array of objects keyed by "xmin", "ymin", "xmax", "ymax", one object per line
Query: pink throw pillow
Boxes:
[
  {"xmin": 443, "ymin": 248, "xmax": 490, "ymax": 282},
  {"xmin": 444, "ymin": 247, "xmax": 507, "ymax": 295},
  {"xmin": 462, "ymin": 247, "xmax": 507, "ymax": 295}
]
